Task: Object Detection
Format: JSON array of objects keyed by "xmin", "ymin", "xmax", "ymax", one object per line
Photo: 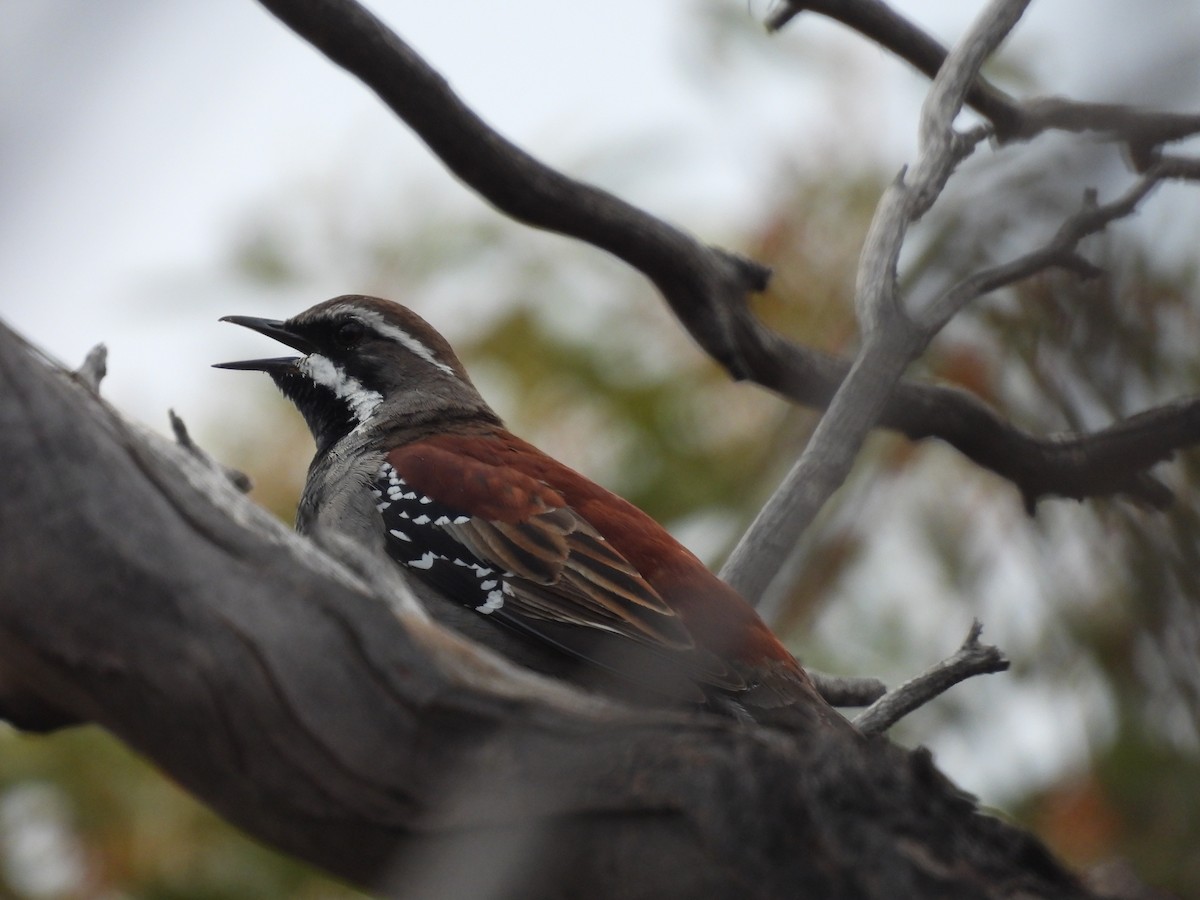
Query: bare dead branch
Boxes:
[
  {"xmin": 729, "ymin": 1, "xmax": 1200, "ymax": 600},
  {"xmin": 724, "ymin": 0, "xmax": 1026, "ymax": 603},
  {"xmin": 255, "ymin": 0, "xmax": 773, "ymax": 382},
  {"xmin": 1153, "ymin": 153, "xmax": 1200, "ymax": 180},
  {"xmin": 73, "ymin": 343, "xmax": 107, "ymax": 392},
  {"xmin": 169, "ymin": 409, "xmax": 254, "ymax": 494},
  {"xmin": 914, "ymin": 0, "xmax": 1023, "ymax": 163},
  {"xmin": 920, "ymin": 156, "xmax": 1200, "ymax": 334},
  {"xmin": 853, "ymin": 621, "xmax": 1010, "ymax": 736},
  {"xmin": 720, "ymin": 314, "xmax": 1196, "ymax": 515},
  {"xmin": 1016, "ymin": 99, "xmax": 1200, "ymax": 168},
  {"xmin": 854, "ymin": 0, "xmax": 1024, "ymax": 332},
  {"xmin": 0, "ymin": 321, "xmax": 1101, "ymax": 899},
  {"xmin": 888, "ymin": 391, "xmax": 1197, "ymax": 514},
  {"xmin": 767, "ymin": 0, "xmax": 1200, "ymax": 156}
]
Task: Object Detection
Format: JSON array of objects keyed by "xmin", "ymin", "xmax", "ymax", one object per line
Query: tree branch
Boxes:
[
  {"xmin": 723, "ymin": 0, "xmax": 1027, "ymax": 602},
  {"xmin": 726, "ymin": 0, "xmax": 1200, "ymax": 598},
  {"xmin": 920, "ymin": 157, "xmax": 1200, "ymax": 334},
  {"xmin": 255, "ymin": 0, "xmax": 771, "ymax": 381},
  {"xmin": 169, "ymin": 409, "xmax": 254, "ymax": 494},
  {"xmin": 767, "ymin": 0, "xmax": 1200, "ymax": 158},
  {"xmin": 0, "ymin": 320, "xmax": 1103, "ymax": 898},
  {"xmin": 854, "ymin": 622, "xmax": 1010, "ymax": 736},
  {"xmin": 766, "ymin": 0, "xmax": 1025, "ymax": 136},
  {"xmin": 73, "ymin": 343, "xmax": 107, "ymax": 392}
]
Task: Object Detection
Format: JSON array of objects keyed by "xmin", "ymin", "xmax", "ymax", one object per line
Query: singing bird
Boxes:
[{"xmin": 218, "ymin": 295, "xmax": 825, "ymax": 716}]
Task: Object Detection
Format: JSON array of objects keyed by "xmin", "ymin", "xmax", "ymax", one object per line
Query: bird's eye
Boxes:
[{"xmin": 334, "ymin": 320, "xmax": 366, "ymax": 350}]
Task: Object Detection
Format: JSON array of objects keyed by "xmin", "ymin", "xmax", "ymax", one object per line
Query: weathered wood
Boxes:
[{"xmin": 0, "ymin": 322, "xmax": 1099, "ymax": 898}]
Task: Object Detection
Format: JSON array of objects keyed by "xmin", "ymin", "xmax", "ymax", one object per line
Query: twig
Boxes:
[
  {"xmin": 850, "ymin": 0, "xmax": 1021, "ymax": 329},
  {"xmin": 919, "ymin": 190, "xmax": 1105, "ymax": 335},
  {"xmin": 74, "ymin": 344, "xmax": 107, "ymax": 392},
  {"xmin": 853, "ymin": 621, "xmax": 1009, "ymax": 735},
  {"xmin": 723, "ymin": 0, "xmax": 1027, "ymax": 603},
  {"xmin": 169, "ymin": 410, "xmax": 254, "ymax": 494},
  {"xmin": 767, "ymin": 0, "xmax": 1200, "ymax": 156},
  {"xmin": 920, "ymin": 157, "xmax": 1200, "ymax": 334}
]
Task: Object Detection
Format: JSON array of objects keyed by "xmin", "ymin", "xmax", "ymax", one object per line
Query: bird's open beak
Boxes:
[{"xmin": 213, "ymin": 315, "xmax": 316, "ymax": 373}]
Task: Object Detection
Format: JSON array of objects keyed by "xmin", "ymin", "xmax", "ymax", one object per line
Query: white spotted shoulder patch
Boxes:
[{"xmin": 374, "ymin": 462, "xmax": 514, "ymax": 617}]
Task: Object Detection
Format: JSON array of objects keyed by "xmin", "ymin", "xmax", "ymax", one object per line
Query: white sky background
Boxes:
[
  {"xmin": 3, "ymin": 0, "xmax": 1200, "ymax": 811},
  {"xmin": 4, "ymin": 0, "xmax": 1197, "ymax": 420}
]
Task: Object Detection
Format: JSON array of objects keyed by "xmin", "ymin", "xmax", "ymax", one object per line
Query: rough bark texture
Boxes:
[{"xmin": 0, "ymin": 325, "xmax": 1104, "ymax": 898}]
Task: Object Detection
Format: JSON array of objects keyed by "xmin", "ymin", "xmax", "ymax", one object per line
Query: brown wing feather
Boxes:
[
  {"xmin": 446, "ymin": 516, "xmax": 567, "ymax": 583},
  {"xmin": 388, "ymin": 440, "xmax": 762, "ymax": 696},
  {"xmin": 445, "ymin": 510, "xmax": 696, "ymax": 649}
]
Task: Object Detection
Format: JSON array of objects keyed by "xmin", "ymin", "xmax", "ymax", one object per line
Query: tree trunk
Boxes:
[{"xmin": 0, "ymin": 321, "xmax": 1105, "ymax": 899}]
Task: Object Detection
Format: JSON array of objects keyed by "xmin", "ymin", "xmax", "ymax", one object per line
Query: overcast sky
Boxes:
[{"xmin": 4, "ymin": 0, "xmax": 1196, "ymax": 421}]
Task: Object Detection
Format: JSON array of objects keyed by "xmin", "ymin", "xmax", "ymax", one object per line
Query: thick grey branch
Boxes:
[
  {"xmin": 722, "ymin": 327, "xmax": 920, "ymax": 600},
  {"xmin": 0, "ymin": 319, "xmax": 1099, "ymax": 898},
  {"xmin": 729, "ymin": 1, "xmax": 1200, "ymax": 601},
  {"xmin": 724, "ymin": 2, "xmax": 1022, "ymax": 602}
]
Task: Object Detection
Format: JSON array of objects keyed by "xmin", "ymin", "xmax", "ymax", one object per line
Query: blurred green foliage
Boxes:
[{"xmin": 0, "ymin": 728, "xmax": 365, "ymax": 898}]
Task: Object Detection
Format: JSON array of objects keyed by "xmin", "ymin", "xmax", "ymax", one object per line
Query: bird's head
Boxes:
[{"xmin": 216, "ymin": 295, "xmax": 496, "ymax": 453}]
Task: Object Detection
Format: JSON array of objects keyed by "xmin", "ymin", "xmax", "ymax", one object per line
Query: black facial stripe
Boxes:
[{"xmin": 270, "ymin": 369, "xmax": 357, "ymax": 454}]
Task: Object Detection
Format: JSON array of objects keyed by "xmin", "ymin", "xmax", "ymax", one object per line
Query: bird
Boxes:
[{"xmin": 216, "ymin": 294, "xmax": 825, "ymax": 717}]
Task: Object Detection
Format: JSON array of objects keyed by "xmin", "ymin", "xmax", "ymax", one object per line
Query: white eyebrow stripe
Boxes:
[
  {"xmin": 352, "ymin": 308, "xmax": 456, "ymax": 376},
  {"xmin": 298, "ymin": 354, "xmax": 382, "ymax": 423}
]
